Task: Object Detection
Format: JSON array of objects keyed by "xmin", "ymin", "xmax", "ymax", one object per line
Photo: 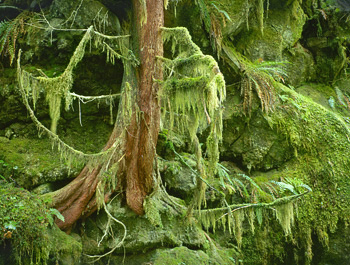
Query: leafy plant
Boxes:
[
  {"xmin": 47, "ymin": 208, "xmax": 65, "ymax": 226},
  {"xmin": 271, "ymin": 177, "xmax": 312, "ymax": 195}
]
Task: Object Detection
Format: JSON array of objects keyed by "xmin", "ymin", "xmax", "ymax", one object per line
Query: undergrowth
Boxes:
[{"xmin": 0, "ymin": 182, "xmax": 61, "ymax": 264}]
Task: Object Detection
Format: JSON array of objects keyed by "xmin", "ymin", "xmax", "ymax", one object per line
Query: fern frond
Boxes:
[
  {"xmin": 270, "ymin": 177, "xmax": 312, "ymax": 195},
  {"xmin": 223, "ymin": 43, "xmax": 288, "ymax": 115},
  {"xmin": 262, "ymin": 182, "xmax": 278, "ymax": 199},
  {"xmin": 271, "ymin": 180, "xmax": 296, "ymax": 194},
  {"xmin": 240, "ymin": 173, "xmax": 265, "ymax": 194},
  {"xmin": 0, "ymin": 11, "xmax": 33, "ymax": 65}
]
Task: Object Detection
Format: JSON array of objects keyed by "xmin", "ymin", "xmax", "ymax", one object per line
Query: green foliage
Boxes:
[
  {"xmin": 222, "ymin": 44, "xmax": 288, "ymax": 115},
  {"xmin": 47, "ymin": 208, "xmax": 65, "ymax": 226},
  {"xmin": 195, "ymin": 161, "xmax": 311, "ymax": 246},
  {"xmin": 0, "ymin": 159, "xmax": 19, "ymax": 184},
  {"xmin": 262, "ymin": 84, "xmax": 350, "ymax": 261},
  {"xmin": 0, "ymin": 11, "xmax": 34, "ymax": 66},
  {"xmin": 271, "ymin": 177, "xmax": 312, "ymax": 196},
  {"xmin": 0, "ymin": 183, "xmax": 52, "ymax": 264}
]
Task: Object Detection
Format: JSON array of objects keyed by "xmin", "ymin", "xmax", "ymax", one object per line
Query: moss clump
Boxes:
[
  {"xmin": 46, "ymin": 225, "xmax": 82, "ymax": 265},
  {"xmin": 0, "ymin": 182, "xmax": 82, "ymax": 265},
  {"xmin": 152, "ymin": 246, "xmax": 215, "ymax": 265},
  {"xmin": 0, "ymin": 182, "xmax": 51, "ymax": 264},
  {"xmin": 0, "ymin": 136, "xmax": 81, "ymax": 189}
]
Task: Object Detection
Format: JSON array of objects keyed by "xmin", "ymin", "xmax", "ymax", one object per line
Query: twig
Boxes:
[
  {"xmin": 70, "ymin": 92, "xmax": 121, "ymax": 103},
  {"xmin": 85, "ymin": 200, "xmax": 127, "ymax": 263},
  {"xmin": 197, "ymin": 191, "xmax": 310, "ymax": 217},
  {"xmin": 0, "ymin": 6, "xmax": 22, "ymax": 10}
]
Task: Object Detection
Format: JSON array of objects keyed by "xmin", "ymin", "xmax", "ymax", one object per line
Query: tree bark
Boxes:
[{"xmin": 125, "ymin": 0, "xmax": 164, "ymax": 215}]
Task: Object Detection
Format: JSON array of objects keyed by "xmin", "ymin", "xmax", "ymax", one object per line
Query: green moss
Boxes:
[
  {"xmin": 144, "ymin": 196, "xmax": 164, "ymax": 228},
  {"xmin": 256, "ymin": 83, "xmax": 350, "ymax": 262},
  {"xmin": 236, "ymin": 1, "xmax": 306, "ymax": 61},
  {"xmin": 0, "ymin": 183, "xmax": 51, "ymax": 264},
  {"xmin": 0, "ymin": 136, "xmax": 82, "ymax": 189},
  {"xmin": 46, "ymin": 226, "xmax": 82, "ymax": 264},
  {"xmin": 153, "ymin": 247, "xmax": 209, "ymax": 264},
  {"xmin": 152, "ymin": 246, "xmax": 235, "ymax": 265}
]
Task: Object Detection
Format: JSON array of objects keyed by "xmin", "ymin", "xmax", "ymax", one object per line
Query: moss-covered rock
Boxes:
[
  {"xmin": 283, "ymin": 42, "xmax": 316, "ymax": 86},
  {"xmin": 160, "ymin": 160, "xmax": 197, "ymax": 201},
  {"xmin": 235, "ymin": 1, "xmax": 306, "ymax": 61},
  {"xmin": 47, "ymin": 226, "xmax": 82, "ymax": 265},
  {"xmin": 151, "ymin": 246, "xmax": 223, "ymax": 265},
  {"xmin": 82, "ymin": 196, "xmax": 207, "ymax": 256},
  {"xmin": 0, "ymin": 136, "xmax": 80, "ymax": 189},
  {"xmin": 0, "ymin": 183, "xmax": 82, "ymax": 265}
]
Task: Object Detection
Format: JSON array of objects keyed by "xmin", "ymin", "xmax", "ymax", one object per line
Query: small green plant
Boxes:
[
  {"xmin": 270, "ymin": 177, "xmax": 312, "ymax": 195},
  {"xmin": 0, "ymin": 183, "xmax": 52, "ymax": 264},
  {"xmin": 0, "ymin": 159, "xmax": 19, "ymax": 184},
  {"xmin": 47, "ymin": 208, "xmax": 65, "ymax": 226}
]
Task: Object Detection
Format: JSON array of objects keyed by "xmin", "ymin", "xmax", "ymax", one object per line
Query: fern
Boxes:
[
  {"xmin": 194, "ymin": 0, "xmax": 231, "ymax": 57},
  {"xmin": 239, "ymin": 173, "xmax": 266, "ymax": 198},
  {"xmin": 195, "ymin": 163, "xmax": 310, "ymax": 239},
  {"xmin": 270, "ymin": 177, "xmax": 312, "ymax": 195},
  {"xmin": 216, "ymin": 163, "xmax": 249, "ymax": 198},
  {"xmin": 270, "ymin": 180, "xmax": 296, "ymax": 194},
  {"xmin": 222, "ymin": 44, "xmax": 288, "ymax": 115},
  {"xmin": 0, "ymin": 11, "xmax": 32, "ymax": 65}
]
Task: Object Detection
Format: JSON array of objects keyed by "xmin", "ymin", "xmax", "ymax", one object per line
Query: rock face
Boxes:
[{"xmin": 1, "ymin": 0, "xmax": 350, "ymax": 264}]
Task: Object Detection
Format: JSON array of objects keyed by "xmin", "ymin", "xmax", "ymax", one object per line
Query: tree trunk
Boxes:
[
  {"xmin": 125, "ymin": 0, "xmax": 164, "ymax": 215},
  {"xmin": 51, "ymin": 0, "xmax": 164, "ymax": 231}
]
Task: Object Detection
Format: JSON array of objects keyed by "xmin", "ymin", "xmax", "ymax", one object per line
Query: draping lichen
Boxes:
[{"xmin": 17, "ymin": 26, "xmax": 134, "ymax": 134}]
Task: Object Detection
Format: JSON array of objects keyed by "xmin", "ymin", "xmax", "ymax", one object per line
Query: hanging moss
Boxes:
[
  {"xmin": 160, "ymin": 27, "xmax": 225, "ymax": 173},
  {"xmin": 17, "ymin": 26, "xmax": 133, "ymax": 135},
  {"xmin": 256, "ymin": 0, "xmax": 265, "ymax": 35},
  {"xmin": 275, "ymin": 202, "xmax": 294, "ymax": 235},
  {"xmin": 158, "ymin": 27, "xmax": 226, "ymax": 211}
]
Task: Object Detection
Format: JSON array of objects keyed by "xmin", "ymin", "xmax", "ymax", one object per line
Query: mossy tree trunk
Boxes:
[
  {"xmin": 51, "ymin": 0, "xmax": 164, "ymax": 231},
  {"xmin": 124, "ymin": 0, "xmax": 164, "ymax": 215}
]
